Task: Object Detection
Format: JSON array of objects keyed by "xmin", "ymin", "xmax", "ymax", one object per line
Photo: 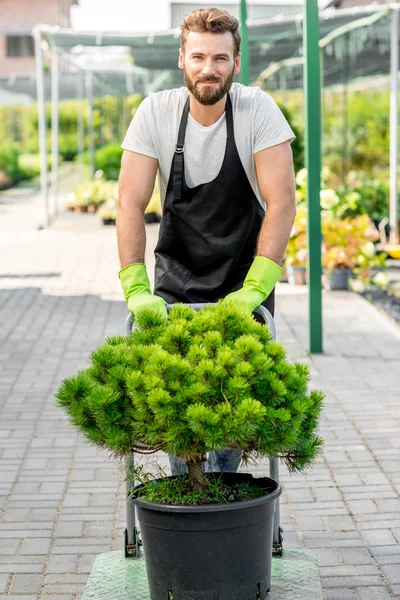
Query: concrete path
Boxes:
[{"xmin": 0, "ymin": 180, "xmax": 400, "ymax": 600}]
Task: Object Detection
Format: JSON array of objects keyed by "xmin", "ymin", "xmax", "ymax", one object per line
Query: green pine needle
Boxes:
[{"xmin": 55, "ymin": 301, "xmax": 325, "ymax": 473}]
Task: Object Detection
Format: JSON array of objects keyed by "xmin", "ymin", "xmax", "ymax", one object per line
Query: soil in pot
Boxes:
[{"xmin": 131, "ymin": 472, "xmax": 281, "ymax": 600}]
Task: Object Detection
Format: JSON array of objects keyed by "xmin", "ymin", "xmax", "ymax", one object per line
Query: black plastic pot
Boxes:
[
  {"xmin": 324, "ymin": 267, "xmax": 352, "ymax": 290},
  {"xmin": 131, "ymin": 472, "xmax": 281, "ymax": 600}
]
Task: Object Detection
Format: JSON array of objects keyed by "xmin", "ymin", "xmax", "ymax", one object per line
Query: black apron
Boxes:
[{"xmin": 154, "ymin": 93, "xmax": 275, "ymax": 316}]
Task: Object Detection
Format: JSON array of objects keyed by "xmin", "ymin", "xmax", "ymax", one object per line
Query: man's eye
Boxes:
[
  {"xmin": 192, "ymin": 55, "xmax": 202, "ymax": 59},
  {"xmin": 217, "ymin": 57, "xmax": 226, "ymax": 61}
]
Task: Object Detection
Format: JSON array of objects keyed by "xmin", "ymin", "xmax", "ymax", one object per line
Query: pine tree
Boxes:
[{"xmin": 56, "ymin": 303, "xmax": 324, "ymax": 491}]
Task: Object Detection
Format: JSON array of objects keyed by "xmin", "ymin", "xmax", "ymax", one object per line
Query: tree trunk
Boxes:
[{"xmin": 187, "ymin": 460, "xmax": 206, "ymax": 491}]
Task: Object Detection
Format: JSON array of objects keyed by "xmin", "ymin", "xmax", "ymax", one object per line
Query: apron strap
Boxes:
[
  {"xmin": 225, "ymin": 94, "xmax": 234, "ymax": 140},
  {"xmin": 173, "ymin": 97, "xmax": 190, "ymax": 201},
  {"xmin": 176, "ymin": 97, "xmax": 190, "ymax": 153}
]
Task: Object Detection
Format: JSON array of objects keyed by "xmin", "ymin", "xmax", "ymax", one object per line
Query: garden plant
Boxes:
[
  {"xmin": 56, "ymin": 303, "xmax": 324, "ymax": 496},
  {"xmin": 56, "ymin": 302, "xmax": 324, "ymax": 599}
]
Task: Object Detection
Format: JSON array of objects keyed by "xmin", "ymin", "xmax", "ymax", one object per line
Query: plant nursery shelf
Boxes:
[{"xmin": 81, "ymin": 549, "xmax": 322, "ymax": 600}]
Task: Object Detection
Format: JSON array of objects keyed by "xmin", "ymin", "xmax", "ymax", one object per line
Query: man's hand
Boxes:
[
  {"xmin": 119, "ymin": 263, "xmax": 167, "ymax": 320},
  {"xmin": 224, "ymin": 256, "xmax": 283, "ymax": 314}
]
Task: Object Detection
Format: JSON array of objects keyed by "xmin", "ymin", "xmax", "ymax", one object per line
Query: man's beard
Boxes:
[{"xmin": 184, "ymin": 66, "xmax": 235, "ymax": 106}]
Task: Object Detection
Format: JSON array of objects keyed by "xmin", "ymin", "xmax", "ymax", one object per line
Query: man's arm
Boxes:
[
  {"xmin": 254, "ymin": 140, "xmax": 296, "ymax": 265},
  {"xmin": 116, "ymin": 150, "xmax": 167, "ymax": 319},
  {"xmin": 117, "ymin": 150, "xmax": 159, "ymax": 267},
  {"xmin": 223, "ymin": 140, "xmax": 296, "ymax": 314}
]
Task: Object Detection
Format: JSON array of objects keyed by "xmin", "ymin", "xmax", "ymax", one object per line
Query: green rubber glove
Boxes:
[
  {"xmin": 224, "ymin": 256, "xmax": 283, "ymax": 314},
  {"xmin": 119, "ymin": 263, "xmax": 167, "ymax": 320}
]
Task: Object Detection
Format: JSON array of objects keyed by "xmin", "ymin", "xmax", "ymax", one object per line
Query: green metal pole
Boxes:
[
  {"xmin": 304, "ymin": 0, "xmax": 323, "ymax": 354},
  {"xmin": 240, "ymin": 0, "xmax": 249, "ymax": 85}
]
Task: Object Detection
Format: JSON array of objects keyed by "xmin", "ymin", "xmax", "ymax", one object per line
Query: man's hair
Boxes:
[{"xmin": 180, "ymin": 7, "xmax": 241, "ymax": 57}]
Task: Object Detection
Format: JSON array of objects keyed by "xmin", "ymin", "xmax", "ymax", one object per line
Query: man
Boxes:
[{"xmin": 117, "ymin": 7, "xmax": 296, "ymax": 473}]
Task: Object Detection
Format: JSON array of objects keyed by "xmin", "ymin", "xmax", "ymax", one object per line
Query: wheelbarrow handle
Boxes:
[{"xmin": 124, "ymin": 303, "xmax": 276, "ymax": 340}]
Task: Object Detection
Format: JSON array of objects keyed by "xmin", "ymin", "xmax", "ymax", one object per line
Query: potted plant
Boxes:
[
  {"xmin": 98, "ymin": 197, "xmax": 117, "ymax": 226},
  {"xmin": 71, "ymin": 176, "xmax": 118, "ymax": 214},
  {"xmin": 322, "ymin": 214, "xmax": 381, "ymax": 290},
  {"xmin": 56, "ymin": 303, "xmax": 324, "ymax": 600},
  {"xmin": 285, "ymin": 169, "xmax": 338, "ymax": 285}
]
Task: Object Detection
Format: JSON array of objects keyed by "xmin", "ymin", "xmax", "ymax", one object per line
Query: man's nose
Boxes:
[{"xmin": 202, "ymin": 60, "xmax": 216, "ymax": 76}]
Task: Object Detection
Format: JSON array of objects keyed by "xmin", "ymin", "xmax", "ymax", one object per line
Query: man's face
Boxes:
[{"xmin": 179, "ymin": 31, "xmax": 241, "ymax": 106}]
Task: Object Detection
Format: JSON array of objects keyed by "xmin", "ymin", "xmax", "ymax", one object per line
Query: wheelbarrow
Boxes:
[{"xmin": 123, "ymin": 303, "xmax": 284, "ymax": 560}]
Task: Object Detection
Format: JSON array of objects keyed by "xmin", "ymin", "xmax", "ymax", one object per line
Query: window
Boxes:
[{"xmin": 6, "ymin": 36, "xmax": 35, "ymax": 58}]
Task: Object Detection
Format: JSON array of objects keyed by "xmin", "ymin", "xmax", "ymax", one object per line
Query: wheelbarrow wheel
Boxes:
[{"xmin": 272, "ymin": 527, "xmax": 283, "ymax": 557}]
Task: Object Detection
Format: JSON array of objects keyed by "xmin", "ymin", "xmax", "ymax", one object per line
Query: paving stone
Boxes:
[
  {"xmin": 347, "ymin": 499, "xmax": 379, "ymax": 514},
  {"xmin": 325, "ymin": 516, "xmax": 356, "ymax": 532},
  {"xmin": 79, "ymin": 554, "xmax": 97, "ymax": 574},
  {"xmin": 294, "ymin": 515, "xmax": 326, "ymax": 531},
  {"xmin": 54, "ymin": 521, "xmax": 84, "ymax": 538},
  {"xmin": 41, "ymin": 584, "xmax": 87, "ymax": 594},
  {"xmin": 10, "ymin": 573, "xmax": 44, "ymax": 594},
  {"xmin": 62, "ymin": 494, "xmax": 90, "ymax": 508},
  {"xmin": 313, "ymin": 548, "xmax": 341, "ymax": 567},
  {"xmin": 320, "ymin": 575, "xmax": 384, "ymax": 587},
  {"xmin": 19, "ymin": 538, "xmax": 51, "ymax": 555},
  {"xmin": 312, "ymin": 487, "xmax": 343, "ymax": 503},
  {"xmin": 338, "ymin": 547, "xmax": 374, "ymax": 565},
  {"xmin": 361, "ymin": 529, "xmax": 398, "ymax": 546},
  {"xmin": 42, "ymin": 596, "xmax": 74, "ymax": 600},
  {"xmin": 335, "ymin": 474, "xmax": 364, "ymax": 486},
  {"xmin": 46, "ymin": 555, "xmax": 78, "ymax": 574},
  {"xmin": 1, "ymin": 508, "xmax": 31, "ymax": 522},
  {"xmin": 0, "ymin": 539, "xmax": 20, "ymax": 555},
  {"xmin": 30, "ymin": 508, "xmax": 58, "ymax": 522},
  {"xmin": 323, "ymin": 590, "xmax": 355, "ymax": 600},
  {"xmin": 0, "ymin": 596, "xmax": 38, "ymax": 600},
  {"xmin": 390, "ymin": 584, "xmax": 400, "ymax": 594},
  {"xmin": 356, "ymin": 587, "xmax": 394, "ymax": 600},
  {"xmin": 381, "ymin": 564, "xmax": 400, "ymax": 585},
  {"xmin": 51, "ymin": 545, "xmax": 111, "ymax": 555},
  {"xmin": 0, "ymin": 575, "xmax": 8, "ymax": 594},
  {"xmin": 319, "ymin": 565, "xmax": 380, "ymax": 577}
]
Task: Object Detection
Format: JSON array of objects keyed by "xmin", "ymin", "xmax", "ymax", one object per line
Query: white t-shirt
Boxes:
[{"xmin": 121, "ymin": 82, "xmax": 295, "ymax": 209}]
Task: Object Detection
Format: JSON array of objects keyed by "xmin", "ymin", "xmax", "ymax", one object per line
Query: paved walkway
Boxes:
[{"xmin": 0, "ymin": 177, "xmax": 400, "ymax": 600}]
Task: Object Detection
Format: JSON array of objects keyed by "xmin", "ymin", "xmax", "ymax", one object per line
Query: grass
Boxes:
[{"xmin": 130, "ymin": 472, "xmax": 275, "ymax": 506}]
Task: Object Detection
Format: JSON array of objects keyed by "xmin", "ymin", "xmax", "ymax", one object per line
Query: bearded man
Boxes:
[{"xmin": 117, "ymin": 7, "xmax": 296, "ymax": 473}]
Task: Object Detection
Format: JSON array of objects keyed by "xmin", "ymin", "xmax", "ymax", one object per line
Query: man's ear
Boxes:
[
  {"xmin": 178, "ymin": 48, "xmax": 184, "ymax": 70},
  {"xmin": 234, "ymin": 53, "xmax": 241, "ymax": 75}
]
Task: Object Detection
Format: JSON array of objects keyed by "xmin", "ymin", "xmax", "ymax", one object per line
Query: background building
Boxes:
[
  {"xmin": 0, "ymin": 0, "xmax": 78, "ymax": 76},
  {"xmin": 170, "ymin": 2, "xmax": 303, "ymax": 28}
]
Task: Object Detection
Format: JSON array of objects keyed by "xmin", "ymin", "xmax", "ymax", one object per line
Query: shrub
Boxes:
[
  {"xmin": 58, "ymin": 133, "xmax": 79, "ymax": 161},
  {"xmin": 95, "ymin": 144, "xmax": 123, "ymax": 180},
  {"xmin": 0, "ymin": 142, "xmax": 22, "ymax": 187},
  {"xmin": 322, "ymin": 214, "xmax": 384, "ymax": 277},
  {"xmin": 56, "ymin": 303, "xmax": 324, "ymax": 491},
  {"xmin": 69, "ymin": 177, "xmax": 118, "ymax": 209},
  {"xmin": 277, "ymin": 102, "xmax": 304, "ymax": 173}
]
